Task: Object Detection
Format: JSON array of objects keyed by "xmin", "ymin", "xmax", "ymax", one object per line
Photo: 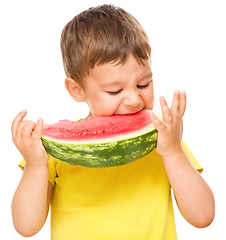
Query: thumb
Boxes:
[
  {"xmin": 150, "ymin": 112, "xmax": 166, "ymax": 132},
  {"xmin": 32, "ymin": 118, "xmax": 43, "ymax": 141}
]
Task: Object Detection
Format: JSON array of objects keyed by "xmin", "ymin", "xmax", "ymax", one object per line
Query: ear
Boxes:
[{"xmin": 65, "ymin": 77, "xmax": 86, "ymax": 102}]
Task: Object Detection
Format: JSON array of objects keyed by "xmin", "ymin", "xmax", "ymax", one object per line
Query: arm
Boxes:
[
  {"xmin": 11, "ymin": 110, "xmax": 52, "ymax": 237},
  {"xmin": 161, "ymin": 150, "xmax": 214, "ymax": 228},
  {"xmin": 150, "ymin": 91, "xmax": 215, "ymax": 228}
]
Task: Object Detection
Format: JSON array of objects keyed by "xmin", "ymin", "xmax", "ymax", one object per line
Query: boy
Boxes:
[{"xmin": 11, "ymin": 4, "xmax": 215, "ymax": 240}]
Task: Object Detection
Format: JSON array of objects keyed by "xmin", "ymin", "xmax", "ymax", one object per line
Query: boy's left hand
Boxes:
[{"xmin": 150, "ymin": 90, "xmax": 186, "ymax": 158}]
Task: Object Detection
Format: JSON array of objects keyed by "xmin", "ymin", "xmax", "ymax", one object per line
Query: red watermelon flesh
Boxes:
[{"xmin": 42, "ymin": 110, "xmax": 153, "ymax": 141}]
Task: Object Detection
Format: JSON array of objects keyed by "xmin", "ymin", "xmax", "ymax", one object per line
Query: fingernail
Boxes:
[
  {"xmin": 182, "ymin": 91, "xmax": 186, "ymax": 95},
  {"xmin": 175, "ymin": 90, "xmax": 180, "ymax": 95},
  {"xmin": 160, "ymin": 96, "xmax": 165, "ymax": 101},
  {"xmin": 38, "ymin": 118, "xmax": 42, "ymax": 123},
  {"xmin": 150, "ymin": 112, "xmax": 156, "ymax": 118}
]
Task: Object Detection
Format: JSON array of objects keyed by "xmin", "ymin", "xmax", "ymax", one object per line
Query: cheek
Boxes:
[
  {"xmin": 145, "ymin": 87, "xmax": 154, "ymax": 109},
  {"xmin": 87, "ymin": 94, "xmax": 119, "ymax": 116}
]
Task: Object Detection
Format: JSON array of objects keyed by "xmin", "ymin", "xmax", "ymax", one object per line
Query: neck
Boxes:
[{"xmin": 81, "ymin": 110, "xmax": 93, "ymax": 121}]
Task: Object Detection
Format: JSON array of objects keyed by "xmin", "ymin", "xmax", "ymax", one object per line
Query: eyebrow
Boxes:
[
  {"xmin": 139, "ymin": 72, "xmax": 153, "ymax": 81},
  {"xmin": 100, "ymin": 81, "xmax": 122, "ymax": 88}
]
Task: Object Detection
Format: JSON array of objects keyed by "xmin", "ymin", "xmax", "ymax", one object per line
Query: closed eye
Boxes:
[
  {"xmin": 107, "ymin": 89, "xmax": 122, "ymax": 95},
  {"xmin": 137, "ymin": 83, "xmax": 149, "ymax": 89},
  {"xmin": 137, "ymin": 78, "xmax": 153, "ymax": 89}
]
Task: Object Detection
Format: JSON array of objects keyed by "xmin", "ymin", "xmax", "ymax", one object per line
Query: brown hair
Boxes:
[{"xmin": 60, "ymin": 4, "xmax": 151, "ymax": 86}]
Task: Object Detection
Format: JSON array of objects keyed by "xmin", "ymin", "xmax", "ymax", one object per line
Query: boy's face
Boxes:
[{"xmin": 82, "ymin": 55, "xmax": 154, "ymax": 116}]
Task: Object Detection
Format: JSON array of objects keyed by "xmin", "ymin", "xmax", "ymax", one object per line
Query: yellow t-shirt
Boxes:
[{"xmin": 19, "ymin": 140, "xmax": 202, "ymax": 240}]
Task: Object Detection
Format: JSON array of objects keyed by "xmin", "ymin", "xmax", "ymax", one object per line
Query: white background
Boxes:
[{"xmin": 1, "ymin": 0, "xmax": 225, "ymax": 239}]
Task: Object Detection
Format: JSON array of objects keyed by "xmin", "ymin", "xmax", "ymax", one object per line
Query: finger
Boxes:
[
  {"xmin": 11, "ymin": 110, "xmax": 27, "ymax": 138},
  {"xmin": 21, "ymin": 121, "xmax": 36, "ymax": 141},
  {"xmin": 179, "ymin": 91, "xmax": 186, "ymax": 117},
  {"xmin": 181, "ymin": 119, "xmax": 184, "ymax": 136},
  {"xmin": 15, "ymin": 120, "xmax": 34, "ymax": 140},
  {"xmin": 170, "ymin": 90, "xmax": 181, "ymax": 119},
  {"xmin": 160, "ymin": 96, "xmax": 173, "ymax": 125},
  {"xmin": 150, "ymin": 111, "xmax": 166, "ymax": 132},
  {"xmin": 32, "ymin": 118, "xmax": 43, "ymax": 141}
]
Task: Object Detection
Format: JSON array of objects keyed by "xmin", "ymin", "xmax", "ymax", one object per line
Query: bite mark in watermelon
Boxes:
[{"xmin": 41, "ymin": 110, "xmax": 158, "ymax": 168}]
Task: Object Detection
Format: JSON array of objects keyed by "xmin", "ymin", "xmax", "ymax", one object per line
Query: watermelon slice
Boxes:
[{"xmin": 41, "ymin": 110, "xmax": 158, "ymax": 168}]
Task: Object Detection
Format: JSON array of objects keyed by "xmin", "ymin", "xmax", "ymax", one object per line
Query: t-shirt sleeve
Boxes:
[
  {"xmin": 18, "ymin": 156, "xmax": 57, "ymax": 186},
  {"xmin": 181, "ymin": 139, "xmax": 203, "ymax": 173}
]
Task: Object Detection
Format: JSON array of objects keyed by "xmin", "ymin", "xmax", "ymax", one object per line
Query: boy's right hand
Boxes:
[{"xmin": 11, "ymin": 110, "xmax": 49, "ymax": 167}]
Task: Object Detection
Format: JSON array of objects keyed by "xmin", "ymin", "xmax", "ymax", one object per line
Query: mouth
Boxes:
[{"xmin": 114, "ymin": 108, "xmax": 147, "ymax": 116}]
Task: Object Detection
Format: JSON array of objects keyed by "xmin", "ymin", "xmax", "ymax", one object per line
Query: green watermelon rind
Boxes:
[{"xmin": 41, "ymin": 129, "xmax": 157, "ymax": 168}]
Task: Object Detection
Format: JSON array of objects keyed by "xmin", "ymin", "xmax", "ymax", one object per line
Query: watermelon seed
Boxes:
[{"xmin": 103, "ymin": 130, "xmax": 105, "ymax": 133}]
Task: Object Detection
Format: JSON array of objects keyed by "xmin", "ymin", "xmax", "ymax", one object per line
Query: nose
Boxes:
[{"xmin": 123, "ymin": 91, "xmax": 142, "ymax": 107}]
